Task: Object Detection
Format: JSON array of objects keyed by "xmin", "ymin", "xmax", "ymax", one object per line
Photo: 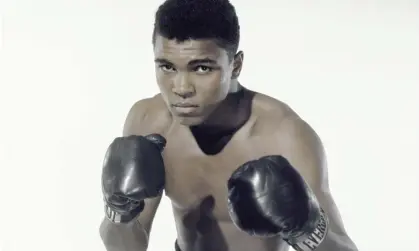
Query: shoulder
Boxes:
[
  {"xmin": 251, "ymin": 92, "xmax": 301, "ymax": 134},
  {"xmin": 251, "ymin": 91, "xmax": 324, "ymax": 157},
  {"xmin": 123, "ymin": 94, "xmax": 172, "ymax": 136},
  {"xmin": 251, "ymin": 92, "xmax": 327, "ymax": 184}
]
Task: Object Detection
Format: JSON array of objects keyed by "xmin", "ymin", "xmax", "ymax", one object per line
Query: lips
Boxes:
[
  {"xmin": 171, "ymin": 103, "xmax": 199, "ymax": 115},
  {"xmin": 172, "ymin": 103, "xmax": 199, "ymax": 108}
]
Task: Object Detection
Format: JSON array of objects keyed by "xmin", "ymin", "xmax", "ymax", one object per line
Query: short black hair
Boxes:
[{"xmin": 153, "ymin": 0, "xmax": 240, "ymax": 59}]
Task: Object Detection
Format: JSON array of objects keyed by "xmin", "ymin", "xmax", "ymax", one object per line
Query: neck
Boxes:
[{"xmin": 194, "ymin": 85, "xmax": 254, "ymax": 133}]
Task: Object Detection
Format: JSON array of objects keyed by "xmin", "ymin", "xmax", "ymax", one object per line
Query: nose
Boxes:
[{"xmin": 172, "ymin": 73, "xmax": 195, "ymax": 99}]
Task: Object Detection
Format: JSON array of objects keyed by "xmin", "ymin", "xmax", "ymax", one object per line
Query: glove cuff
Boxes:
[
  {"xmin": 104, "ymin": 201, "xmax": 145, "ymax": 224},
  {"xmin": 285, "ymin": 208, "xmax": 329, "ymax": 251}
]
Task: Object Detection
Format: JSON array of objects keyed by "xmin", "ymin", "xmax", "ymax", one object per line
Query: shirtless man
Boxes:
[{"xmin": 99, "ymin": 0, "xmax": 358, "ymax": 251}]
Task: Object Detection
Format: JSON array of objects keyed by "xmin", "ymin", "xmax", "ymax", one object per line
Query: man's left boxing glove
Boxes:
[
  {"xmin": 101, "ymin": 134, "xmax": 166, "ymax": 224},
  {"xmin": 227, "ymin": 155, "xmax": 329, "ymax": 251}
]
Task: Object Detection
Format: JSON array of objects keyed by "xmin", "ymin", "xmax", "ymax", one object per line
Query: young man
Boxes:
[{"xmin": 99, "ymin": 0, "xmax": 358, "ymax": 251}]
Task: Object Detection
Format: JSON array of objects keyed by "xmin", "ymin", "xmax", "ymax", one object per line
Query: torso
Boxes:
[{"xmin": 142, "ymin": 92, "xmax": 295, "ymax": 251}]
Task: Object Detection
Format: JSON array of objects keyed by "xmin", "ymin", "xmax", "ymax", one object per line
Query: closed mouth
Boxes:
[{"xmin": 172, "ymin": 103, "xmax": 199, "ymax": 108}]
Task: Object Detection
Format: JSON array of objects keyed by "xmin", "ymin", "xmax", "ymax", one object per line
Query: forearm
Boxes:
[
  {"xmin": 287, "ymin": 210, "xmax": 357, "ymax": 251},
  {"xmin": 314, "ymin": 193, "xmax": 358, "ymax": 251},
  {"xmin": 315, "ymin": 230, "xmax": 358, "ymax": 251},
  {"xmin": 99, "ymin": 218, "xmax": 149, "ymax": 251}
]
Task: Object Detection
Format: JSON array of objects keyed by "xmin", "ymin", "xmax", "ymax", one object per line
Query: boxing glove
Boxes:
[
  {"xmin": 227, "ymin": 155, "xmax": 328, "ymax": 251},
  {"xmin": 101, "ymin": 134, "xmax": 166, "ymax": 224}
]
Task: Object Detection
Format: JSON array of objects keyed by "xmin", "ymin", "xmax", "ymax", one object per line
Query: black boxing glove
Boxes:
[
  {"xmin": 101, "ymin": 134, "xmax": 166, "ymax": 224},
  {"xmin": 227, "ymin": 155, "xmax": 329, "ymax": 251}
]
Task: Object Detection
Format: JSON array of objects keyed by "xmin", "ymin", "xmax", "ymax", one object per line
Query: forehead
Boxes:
[{"xmin": 153, "ymin": 35, "xmax": 228, "ymax": 64}]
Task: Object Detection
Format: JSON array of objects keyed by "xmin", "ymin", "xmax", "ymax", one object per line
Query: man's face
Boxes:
[{"xmin": 153, "ymin": 35, "xmax": 239, "ymax": 126}]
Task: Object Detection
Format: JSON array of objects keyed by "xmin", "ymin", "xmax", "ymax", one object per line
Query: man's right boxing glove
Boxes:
[{"xmin": 101, "ymin": 134, "xmax": 166, "ymax": 224}]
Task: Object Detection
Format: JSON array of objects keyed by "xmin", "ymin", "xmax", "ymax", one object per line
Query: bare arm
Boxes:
[
  {"xmin": 275, "ymin": 116, "xmax": 358, "ymax": 251},
  {"xmin": 99, "ymin": 99, "xmax": 163, "ymax": 251}
]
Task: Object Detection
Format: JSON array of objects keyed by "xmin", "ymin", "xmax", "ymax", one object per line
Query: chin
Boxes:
[{"xmin": 175, "ymin": 116, "xmax": 206, "ymax": 126}]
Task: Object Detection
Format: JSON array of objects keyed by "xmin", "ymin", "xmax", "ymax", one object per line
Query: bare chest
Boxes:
[{"xmin": 161, "ymin": 129, "xmax": 272, "ymax": 221}]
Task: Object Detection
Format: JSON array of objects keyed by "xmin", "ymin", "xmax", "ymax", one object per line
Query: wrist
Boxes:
[
  {"xmin": 285, "ymin": 208, "xmax": 329, "ymax": 251},
  {"xmin": 104, "ymin": 201, "xmax": 145, "ymax": 224}
]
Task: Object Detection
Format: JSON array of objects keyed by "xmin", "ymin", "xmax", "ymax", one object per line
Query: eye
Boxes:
[
  {"xmin": 195, "ymin": 66, "xmax": 212, "ymax": 74},
  {"xmin": 159, "ymin": 64, "xmax": 176, "ymax": 72}
]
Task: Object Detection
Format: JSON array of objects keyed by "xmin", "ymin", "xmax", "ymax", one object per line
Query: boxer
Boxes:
[{"xmin": 99, "ymin": 0, "xmax": 358, "ymax": 251}]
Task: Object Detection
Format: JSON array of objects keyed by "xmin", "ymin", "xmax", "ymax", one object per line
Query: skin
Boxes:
[{"xmin": 99, "ymin": 34, "xmax": 358, "ymax": 251}]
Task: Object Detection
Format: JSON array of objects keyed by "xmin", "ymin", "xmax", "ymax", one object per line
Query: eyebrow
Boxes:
[{"xmin": 154, "ymin": 57, "xmax": 218, "ymax": 66}]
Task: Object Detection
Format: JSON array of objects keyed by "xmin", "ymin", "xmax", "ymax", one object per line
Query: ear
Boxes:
[{"xmin": 231, "ymin": 51, "xmax": 244, "ymax": 79}]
